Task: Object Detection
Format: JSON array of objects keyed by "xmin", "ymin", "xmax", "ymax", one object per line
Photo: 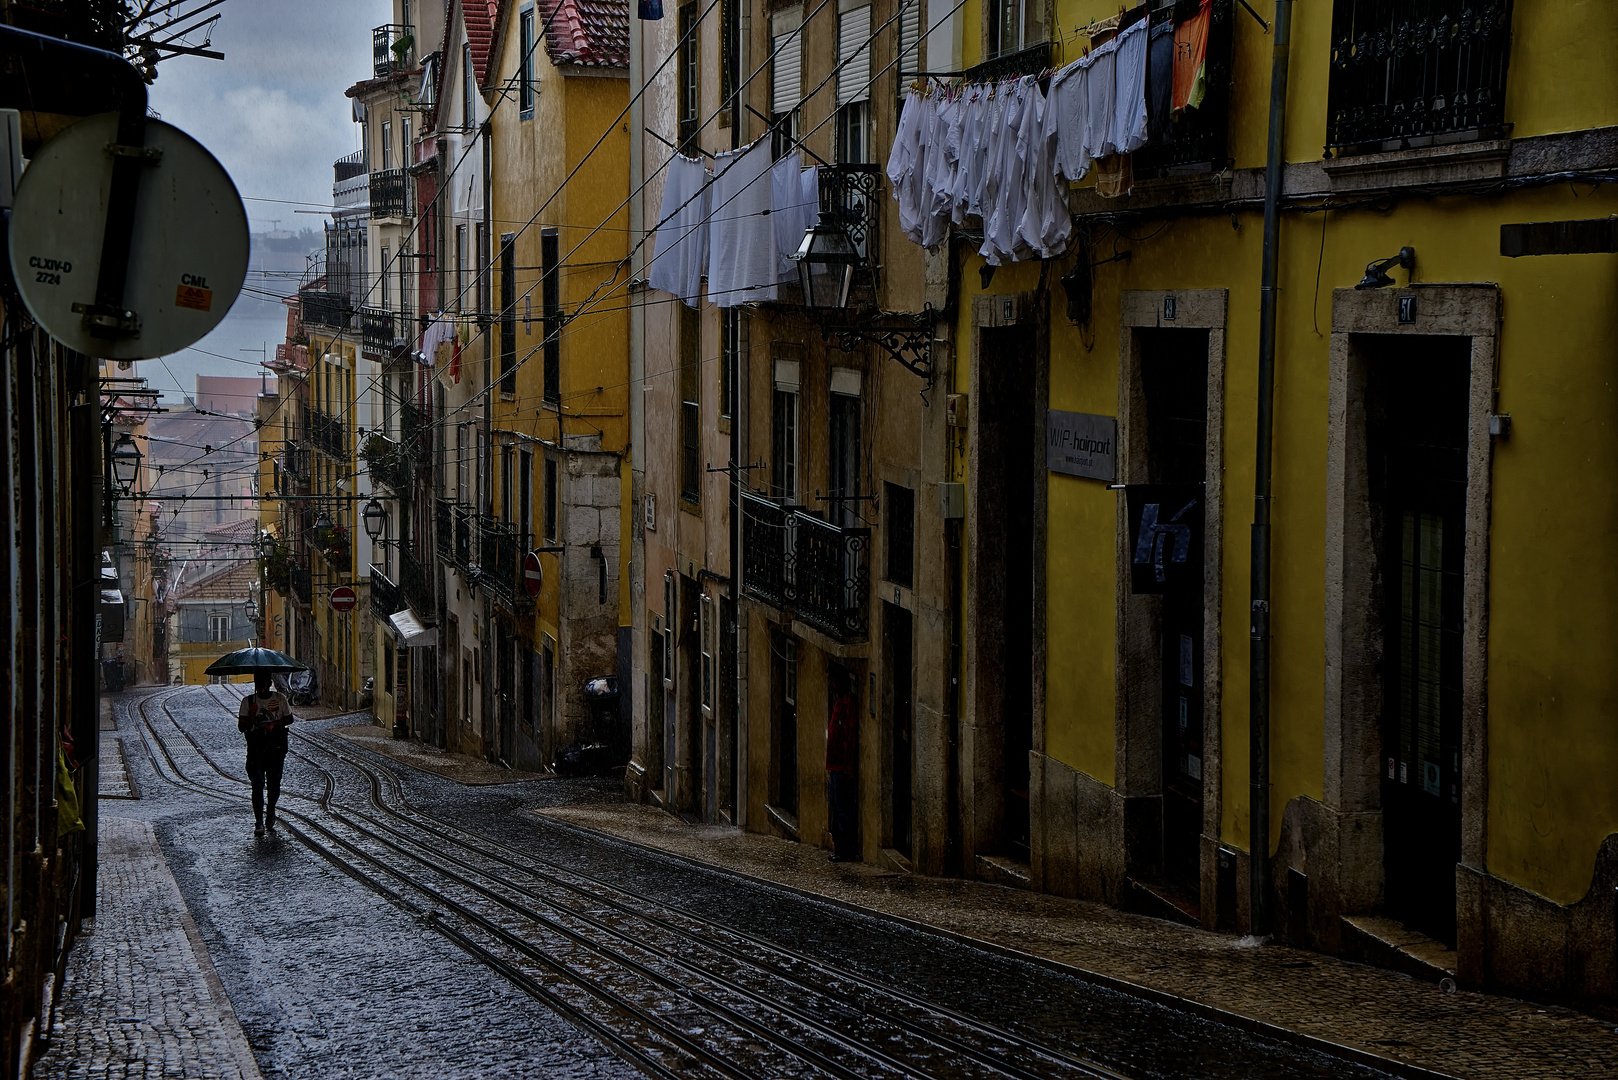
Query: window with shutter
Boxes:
[
  {"xmin": 898, "ymin": 0, "xmax": 922, "ymax": 77},
  {"xmin": 836, "ymin": 4, "xmax": 871, "ymax": 107}
]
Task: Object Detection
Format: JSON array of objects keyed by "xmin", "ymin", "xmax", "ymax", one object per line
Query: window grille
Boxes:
[{"xmin": 1326, "ymin": 0, "xmax": 1514, "ymax": 154}]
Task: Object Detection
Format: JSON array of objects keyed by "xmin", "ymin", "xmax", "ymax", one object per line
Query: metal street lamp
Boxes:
[
  {"xmin": 362, "ymin": 498, "xmax": 387, "ymax": 542},
  {"xmin": 110, "ymin": 432, "xmax": 142, "ymax": 495},
  {"xmin": 792, "ymin": 211, "xmax": 861, "ymax": 311}
]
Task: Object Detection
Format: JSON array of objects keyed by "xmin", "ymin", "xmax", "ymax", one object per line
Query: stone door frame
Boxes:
[
  {"xmin": 1322, "ymin": 285, "xmax": 1497, "ymax": 939},
  {"xmin": 1115, "ymin": 289, "xmax": 1228, "ymax": 913}
]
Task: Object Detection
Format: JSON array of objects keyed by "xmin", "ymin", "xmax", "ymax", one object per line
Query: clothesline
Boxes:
[{"xmin": 887, "ymin": 0, "xmax": 1212, "ymax": 265}]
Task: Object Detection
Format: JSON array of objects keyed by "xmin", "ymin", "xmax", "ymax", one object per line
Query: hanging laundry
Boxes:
[
  {"xmin": 887, "ymin": 90, "xmax": 926, "ymax": 243},
  {"xmin": 1173, "ymin": 0, "xmax": 1213, "ymax": 115},
  {"xmin": 1095, "ymin": 153, "xmax": 1133, "ymax": 199},
  {"xmin": 648, "ymin": 153, "xmax": 710, "ymax": 306},
  {"xmin": 1019, "ymin": 81, "xmax": 1071, "ymax": 258},
  {"xmin": 1049, "ymin": 58, "xmax": 1092, "ymax": 183},
  {"xmin": 1111, "ymin": 19, "xmax": 1150, "ymax": 156},
  {"xmin": 707, "ymin": 139, "xmax": 778, "ymax": 307},
  {"xmin": 1147, "ymin": 16, "xmax": 1177, "ymax": 145},
  {"xmin": 1082, "ymin": 33, "xmax": 1121, "ymax": 160},
  {"xmin": 772, "ymin": 152, "xmax": 817, "ymax": 282}
]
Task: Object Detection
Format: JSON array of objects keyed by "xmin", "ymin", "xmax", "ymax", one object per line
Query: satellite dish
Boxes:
[{"xmin": 7, "ymin": 112, "xmax": 249, "ymax": 360}]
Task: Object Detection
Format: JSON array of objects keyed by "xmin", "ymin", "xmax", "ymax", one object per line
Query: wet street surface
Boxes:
[{"xmin": 49, "ymin": 686, "xmax": 1418, "ymax": 1080}]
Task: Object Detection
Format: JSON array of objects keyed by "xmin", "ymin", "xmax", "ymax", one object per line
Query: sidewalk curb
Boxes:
[{"xmin": 535, "ymin": 812, "xmax": 1463, "ymax": 1080}]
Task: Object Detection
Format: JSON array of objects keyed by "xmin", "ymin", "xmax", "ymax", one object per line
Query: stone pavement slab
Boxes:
[
  {"xmin": 536, "ymin": 802, "xmax": 1618, "ymax": 1080},
  {"xmin": 36, "ymin": 816, "xmax": 262, "ymax": 1080}
]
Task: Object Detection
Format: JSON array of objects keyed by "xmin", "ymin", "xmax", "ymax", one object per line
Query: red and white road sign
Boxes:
[
  {"xmin": 522, "ymin": 551, "xmax": 544, "ymax": 598},
  {"xmin": 330, "ymin": 585, "xmax": 358, "ymax": 613}
]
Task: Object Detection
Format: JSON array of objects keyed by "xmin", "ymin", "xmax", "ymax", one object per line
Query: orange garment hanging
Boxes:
[{"xmin": 1171, "ymin": 0, "xmax": 1212, "ymax": 114}]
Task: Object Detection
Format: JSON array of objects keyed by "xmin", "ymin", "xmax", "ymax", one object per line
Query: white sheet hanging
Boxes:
[
  {"xmin": 707, "ymin": 139, "xmax": 778, "ymax": 307},
  {"xmin": 772, "ymin": 152, "xmax": 818, "ymax": 281},
  {"xmin": 647, "ymin": 154, "xmax": 711, "ymax": 306}
]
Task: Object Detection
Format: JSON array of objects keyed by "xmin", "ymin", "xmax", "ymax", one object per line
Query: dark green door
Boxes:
[{"xmin": 1373, "ymin": 336, "xmax": 1468, "ymax": 946}]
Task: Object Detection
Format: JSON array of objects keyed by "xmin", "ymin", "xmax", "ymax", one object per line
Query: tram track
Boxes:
[{"xmin": 142, "ymin": 685, "xmax": 1136, "ymax": 1080}]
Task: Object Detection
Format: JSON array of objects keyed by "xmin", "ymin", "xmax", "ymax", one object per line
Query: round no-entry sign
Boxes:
[
  {"xmin": 522, "ymin": 551, "xmax": 544, "ymax": 597},
  {"xmin": 330, "ymin": 585, "xmax": 358, "ymax": 613}
]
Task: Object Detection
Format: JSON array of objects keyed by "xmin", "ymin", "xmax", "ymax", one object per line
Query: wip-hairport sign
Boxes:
[{"xmin": 1046, "ymin": 410, "xmax": 1117, "ymax": 482}]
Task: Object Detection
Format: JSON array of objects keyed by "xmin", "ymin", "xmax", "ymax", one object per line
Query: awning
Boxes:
[
  {"xmin": 388, "ymin": 608, "xmax": 437, "ymax": 647},
  {"xmin": 100, "ymin": 588, "xmax": 124, "ymax": 605}
]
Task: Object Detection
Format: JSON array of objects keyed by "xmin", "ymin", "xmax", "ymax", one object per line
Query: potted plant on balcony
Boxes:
[
  {"xmin": 360, "ymin": 431, "xmax": 402, "ymax": 486},
  {"xmin": 314, "ymin": 522, "xmax": 350, "ymax": 566},
  {"xmin": 260, "ymin": 540, "xmax": 292, "ymax": 596}
]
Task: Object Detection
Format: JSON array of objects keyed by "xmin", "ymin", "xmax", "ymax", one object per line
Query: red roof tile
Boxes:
[{"xmin": 537, "ymin": 0, "xmax": 629, "ymax": 70}]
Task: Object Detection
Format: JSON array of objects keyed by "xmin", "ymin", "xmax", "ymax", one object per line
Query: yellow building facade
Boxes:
[
  {"xmin": 474, "ymin": 0, "xmax": 631, "ymax": 769},
  {"xmin": 923, "ymin": 0, "xmax": 1618, "ymax": 1004}
]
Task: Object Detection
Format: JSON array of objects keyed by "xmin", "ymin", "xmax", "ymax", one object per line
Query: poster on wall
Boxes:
[{"xmin": 1126, "ymin": 484, "xmax": 1205, "ymax": 594}]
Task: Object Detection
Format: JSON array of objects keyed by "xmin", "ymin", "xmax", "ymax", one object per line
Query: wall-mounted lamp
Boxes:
[
  {"xmin": 1355, "ymin": 246, "xmax": 1415, "ymax": 290},
  {"xmin": 110, "ymin": 432, "xmax": 142, "ymax": 495},
  {"xmin": 1059, "ymin": 260, "xmax": 1091, "ymax": 327},
  {"xmin": 362, "ymin": 498, "xmax": 388, "ymax": 542}
]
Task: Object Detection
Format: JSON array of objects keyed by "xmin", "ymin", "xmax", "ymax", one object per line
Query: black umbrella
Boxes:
[{"xmin": 203, "ymin": 648, "xmax": 308, "ymax": 676}]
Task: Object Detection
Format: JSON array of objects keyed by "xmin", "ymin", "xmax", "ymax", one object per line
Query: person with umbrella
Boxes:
[
  {"xmin": 208, "ymin": 648, "xmax": 307, "ymax": 837},
  {"xmin": 238, "ymin": 671, "xmax": 294, "ymax": 836}
]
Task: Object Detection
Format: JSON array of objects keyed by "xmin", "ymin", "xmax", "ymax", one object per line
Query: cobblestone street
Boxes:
[{"xmin": 35, "ymin": 688, "xmax": 1617, "ymax": 1079}]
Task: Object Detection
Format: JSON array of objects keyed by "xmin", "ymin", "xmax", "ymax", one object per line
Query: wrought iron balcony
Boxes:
[
  {"xmin": 1326, "ymin": 0, "xmax": 1513, "ymax": 155},
  {"xmin": 741, "ymin": 491, "xmax": 870, "ymax": 643},
  {"xmin": 363, "ymin": 433, "xmax": 407, "ymax": 493},
  {"xmin": 434, "ymin": 498, "xmax": 455, "ymax": 558},
  {"xmin": 310, "ymin": 408, "xmax": 345, "ymax": 459},
  {"xmin": 399, "ymin": 539, "xmax": 434, "ymax": 616},
  {"xmin": 454, "ymin": 505, "xmax": 474, "ymax": 570},
  {"xmin": 279, "ymin": 444, "xmax": 309, "ymax": 485},
  {"xmin": 741, "ymin": 490, "xmax": 793, "ymax": 609},
  {"xmin": 401, "ymin": 401, "xmax": 432, "ymax": 460},
  {"xmin": 360, "ymin": 306, "xmax": 399, "ymax": 353},
  {"xmin": 369, "ymin": 167, "xmax": 411, "ymax": 220},
  {"xmin": 372, "ymin": 23, "xmax": 415, "ymax": 77},
  {"xmin": 964, "ymin": 39, "xmax": 1050, "ymax": 82},
  {"xmin": 476, "ymin": 518, "xmax": 528, "ymax": 610},
  {"xmin": 370, "ymin": 563, "xmax": 400, "ymax": 617},
  {"xmin": 289, "ymin": 560, "xmax": 311, "ymax": 607},
  {"xmin": 300, "ymin": 289, "xmax": 352, "ymax": 331},
  {"xmin": 1136, "ymin": 0, "xmax": 1235, "ymax": 177}
]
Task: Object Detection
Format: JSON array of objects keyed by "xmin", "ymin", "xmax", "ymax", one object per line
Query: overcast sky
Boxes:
[{"xmin": 147, "ymin": 0, "xmax": 391, "ymax": 232}]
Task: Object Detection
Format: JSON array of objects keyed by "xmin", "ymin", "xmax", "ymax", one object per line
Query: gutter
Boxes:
[{"xmin": 1249, "ymin": 0, "xmax": 1293, "ymax": 938}]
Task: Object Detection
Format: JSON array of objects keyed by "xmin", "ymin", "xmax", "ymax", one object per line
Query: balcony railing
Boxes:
[
  {"xmin": 476, "ymin": 518, "xmax": 527, "ymax": 609},
  {"xmin": 399, "ymin": 540, "xmax": 434, "ymax": 616},
  {"xmin": 279, "ymin": 444, "xmax": 309, "ymax": 486},
  {"xmin": 364, "ymin": 433, "xmax": 408, "ymax": 493},
  {"xmin": 310, "ymin": 408, "xmax": 344, "ymax": 459},
  {"xmin": 369, "ymin": 167, "xmax": 411, "ymax": 220},
  {"xmin": 454, "ymin": 505, "xmax": 474, "ymax": 570},
  {"xmin": 334, "ymin": 149, "xmax": 366, "ymax": 183},
  {"xmin": 1136, "ymin": 0, "xmax": 1235, "ymax": 177},
  {"xmin": 401, "ymin": 401, "xmax": 432, "ymax": 460},
  {"xmin": 435, "ymin": 498, "xmax": 455, "ymax": 557},
  {"xmin": 742, "ymin": 491, "xmax": 870, "ymax": 642},
  {"xmin": 300, "ymin": 289, "xmax": 353, "ymax": 331},
  {"xmin": 372, "ymin": 23, "xmax": 415, "ymax": 77},
  {"xmin": 1326, "ymin": 0, "xmax": 1513, "ymax": 155},
  {"xmin": 360, "ymin": 306, "xmax": 397, "ymax": 353},
  {"xmin": 289, "ymin": 560, "xmax": 311, "ymax": 606},
  {"xmin": 371, "ymin": 563, "xmax": 400, "ymax": 617}
]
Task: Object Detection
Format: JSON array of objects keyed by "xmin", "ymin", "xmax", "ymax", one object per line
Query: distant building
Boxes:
[{"xmin": 165, "ymin": 520, "xmax": 261, "ymax": 684}]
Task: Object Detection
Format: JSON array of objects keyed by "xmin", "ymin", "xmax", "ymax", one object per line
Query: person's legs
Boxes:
[
  {"xmin": 246, "ymin": 749, "xmax": 266, "ymax": 833},
  {"xmin": 264, "ymin": 750, "xmax": 286, "ymax": 830},
  {"xmin": 828, "ymin": 771, "xmax": 858, "ymax": 860}
]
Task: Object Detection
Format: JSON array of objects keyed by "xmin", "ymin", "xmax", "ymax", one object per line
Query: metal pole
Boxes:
[{"xmin": 1250, "ymin": 0, "xmax": 1293, "ymax": 938}]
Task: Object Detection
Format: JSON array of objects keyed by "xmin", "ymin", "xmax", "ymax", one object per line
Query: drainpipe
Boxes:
[{"xmin": 1250, "ymin": 0, "xmax": 1293, "ymax": 939}]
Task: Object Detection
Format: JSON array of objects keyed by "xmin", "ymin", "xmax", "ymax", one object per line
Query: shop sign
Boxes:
[
  {"xmin": 1046, "ymin": 410, "xmax": 1116, "ymax": 482},
  {"xmin": 1126, "ymin": 484, "xmax": 1204, "ymax": 594}
]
